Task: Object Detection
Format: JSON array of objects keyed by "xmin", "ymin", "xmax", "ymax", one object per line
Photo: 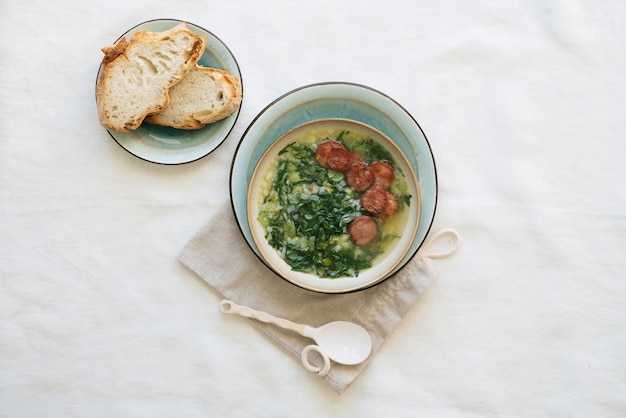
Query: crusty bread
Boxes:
[
  {"xmin": 96, "ymin": 23, "xmax": 206, "ymax": 132},
  {"xmin": 144, "ymin": 66, "xmax": 242, "ymax": 129}
]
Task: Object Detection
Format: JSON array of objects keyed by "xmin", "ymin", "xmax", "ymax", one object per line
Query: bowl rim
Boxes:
[
  {"xmin": 246, "ymin": 118, "xmax": 421, "ymax": 293},
  {"xmin": 229, "ymin": 81, "xmax": 438, "ymax": 294}
]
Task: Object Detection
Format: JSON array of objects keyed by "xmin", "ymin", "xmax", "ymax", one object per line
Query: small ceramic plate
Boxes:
[
  {"xmin": 247, "ymin": 119, "xmax": 421, "ymax": 293},
  {"xmin": 230, "ymin": 82, "xmax": 438, "ymax": 293},
  {"xmin": 95, "ymin": 19, "xmax": 242, "ymax": 165}
]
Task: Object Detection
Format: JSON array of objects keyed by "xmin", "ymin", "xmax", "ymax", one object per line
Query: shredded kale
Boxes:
[{"xmin": 257, "ymin": 131, "xmax": 411, "ymax": 278}]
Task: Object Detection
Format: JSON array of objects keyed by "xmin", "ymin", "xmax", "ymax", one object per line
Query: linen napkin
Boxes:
[{"xmin": 177, "ymin": 202, "xmax": 458, "ymax": 394}]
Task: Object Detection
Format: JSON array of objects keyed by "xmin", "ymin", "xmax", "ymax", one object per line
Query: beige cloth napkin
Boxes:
[{"xmin": 177, "ymin": 202, "xmax": 457, "ymax": 394}]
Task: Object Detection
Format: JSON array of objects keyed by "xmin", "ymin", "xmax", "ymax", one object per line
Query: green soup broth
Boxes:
[{"xmin": 257, "ymin": 126, "xmax": 412, "ymax": 279}]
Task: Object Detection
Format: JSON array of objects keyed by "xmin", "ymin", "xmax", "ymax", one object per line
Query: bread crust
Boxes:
[
  {"xmin": 144, "ymin": 66, "xmax": 242, "ymax": 130},
  {"xmin": 96, "ymin": 23, "xmax": 206, "ymax": 132},
  {"xmin": 198, "ymin": 69, "xmax": 243, "ymax": 125}
]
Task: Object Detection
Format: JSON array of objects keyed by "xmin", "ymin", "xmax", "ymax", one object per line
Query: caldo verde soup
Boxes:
[{"xmin": 257, "ymin": 127, "xmax": 411, "ymax": 278}]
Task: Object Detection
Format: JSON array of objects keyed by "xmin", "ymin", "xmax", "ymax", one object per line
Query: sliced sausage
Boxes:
[
  {"xmin": 326, "ymin": 147, "xmax": 352, "ymax": 172},
  {"xmin": 371, "ymin": 161, "xmax": 395, "ymax": 189},
  {"xmin": 315, "ymin": 141, "xmax": 342, "ymax": 168},
  {"xmin": 360, "ymin": 184, "xmax": 388, "ymax": 217},
  {"xmin": 346, "ymin": 163, "xmax": 375, "ymax": 191},
  {"xmin": 380, "ymin": 191, "xmax": 399, "ymax": 219},
  {"xmin": 315, "ymin": 141, "xmax": 351, "ymax": 172},
  {"xmin": 350, "ymin": 151, "xmax": 363, "ymax": 165},
  {"xmin": 348, "ymin": 216, "xmax": 378, "ymax": 246}
]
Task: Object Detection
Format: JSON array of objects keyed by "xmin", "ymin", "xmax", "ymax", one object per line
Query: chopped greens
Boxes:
[{"xmin": 257, "ymin": 129, "xmax": 411, "ymax": 278}]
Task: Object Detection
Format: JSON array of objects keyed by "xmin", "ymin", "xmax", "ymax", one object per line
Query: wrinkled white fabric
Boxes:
[
  {"xmin": 1, "ymin": 0, "xmax": 625, "ymax": 416},
  {"xmin": 177, "ymin": 203, "xmax": 455, "ymax": 394}
]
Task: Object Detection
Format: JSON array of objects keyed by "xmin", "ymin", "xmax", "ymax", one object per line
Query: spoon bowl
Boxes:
[
  {"xmin": 219, "ymin": 300, "xmax": 372, "ymax": 365},
  {"xmin": 305, "ymin": 321, "xmax": 372, "ymax": 365}
]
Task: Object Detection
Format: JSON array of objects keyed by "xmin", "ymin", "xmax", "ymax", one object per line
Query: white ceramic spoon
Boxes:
[{"xmin": 219, "ymin": 299, "xmax": 372, "ymax": 365}]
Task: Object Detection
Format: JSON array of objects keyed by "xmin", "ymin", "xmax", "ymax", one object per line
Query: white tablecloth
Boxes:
[{"xmin": 2, "ymin": 1, "xmax": 625, "ymax": 416}]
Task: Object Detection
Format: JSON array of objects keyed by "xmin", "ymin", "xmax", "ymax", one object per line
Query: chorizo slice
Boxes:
[
  {"xmin": 346, "ymin": 163, "xmax": 375, "ymax": 191},
  {"xmin": 350, "ymin": 151, "xmax": 363, "ymax": 165},
  {"xmin": 326, "ymin": 147, "xmax": 352, "ymax": 172},
  {"xmin": 371, "ymin": 161, "xmax": 395, "ymax": 189},
  {"xmin": 380, "ymin": 191, "xmax": 399, "ymax": 219},
  {"xmin": 315, "ymin": 141, "xmax": 350, "ymax": 172},
  {"xmin": 360, "ymin": 184, "xmax": 388, "ymax": 217},
  {"xmin": 315, "ymin": 141, "xmax": 342, "ymax": 168},
  {"xmin": 348, "ymin": 216, "xmax": 378, "ymax": 246}
]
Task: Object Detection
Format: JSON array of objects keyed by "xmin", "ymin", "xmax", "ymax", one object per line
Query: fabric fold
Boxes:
[{"xmin": 177, "ymin": 202, "xmax": 452, "ymax": 394}]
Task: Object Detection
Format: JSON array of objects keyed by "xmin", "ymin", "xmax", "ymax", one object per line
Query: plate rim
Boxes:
[
  {"xmin": 229, "ymin": 81, "xmax": 438, "ymax": 293},
  {"xmin": 95, "ymin": 18, "xmax": 243, "ymax": 165}
]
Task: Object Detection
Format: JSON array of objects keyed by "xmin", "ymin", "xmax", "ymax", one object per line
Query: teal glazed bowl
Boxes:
[{"xmin": 230, "ymin": 82, "xmax": 437, "ymax": 293}]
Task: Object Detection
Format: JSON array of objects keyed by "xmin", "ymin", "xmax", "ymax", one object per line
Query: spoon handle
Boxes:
[{"xmin": 219, "ymin": 300, "xmax": 306, "ymax": 336}]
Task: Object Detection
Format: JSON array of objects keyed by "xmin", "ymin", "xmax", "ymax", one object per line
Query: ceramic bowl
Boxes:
[
  {"xmin": 246, "ymin": 118, "xmax": 420, "ymax": 292},
  {"xmin": 230, "ymin": 82, "xmax": 437, "ymax": 293},
  {"xmin": 95, "ymin": 19, "xmax": 242, "ymax": 164}
]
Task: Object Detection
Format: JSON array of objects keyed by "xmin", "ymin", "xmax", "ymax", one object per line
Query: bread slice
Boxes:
[
  {"xmin": 96, "ymin": 23, "xmax": 206, "ymax": 132},
  {"xmin": 144, "ymin": 66, "xmax": 242, "ymax": 129}
]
